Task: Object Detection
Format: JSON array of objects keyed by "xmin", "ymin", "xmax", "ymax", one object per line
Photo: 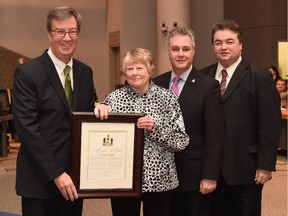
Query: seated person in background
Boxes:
[
  {"xmin": 276, "ymin": 78, "xmax": 288, "ymax": 109},
  {"xmin": 268, "ymin": 66, "xmax": 282, "ymax": 83},
  {"xmin": 0, "ymin": 89, "xmax": 18, "ymax": 142}
]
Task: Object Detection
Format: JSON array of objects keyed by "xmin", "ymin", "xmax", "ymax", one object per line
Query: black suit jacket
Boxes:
[
  {"xmin": 200, "ymin": 59, "xmax": 282, "ymax": 186},
  {"xmin": 12, "ymin": 51, "xmax": 96, "ymax": 198},
  {"xmin": 153, "ymin": 67, "xmax": 225, "ymax": 191}
]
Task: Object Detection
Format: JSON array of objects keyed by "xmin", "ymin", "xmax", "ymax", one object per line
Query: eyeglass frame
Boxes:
[{"xmin": 50, "ymin": 28, "xmax": 79, "ymax": 37}]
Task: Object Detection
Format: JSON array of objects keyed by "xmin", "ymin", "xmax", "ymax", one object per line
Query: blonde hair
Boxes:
[{"xmin": 121, "ymin": 48, "xmax": 156, "ymax": 76}]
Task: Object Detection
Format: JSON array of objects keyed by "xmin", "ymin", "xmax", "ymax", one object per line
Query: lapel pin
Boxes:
[{"xmin": 191, "ymin": 79, "xmax": 196, "ymax": 83}]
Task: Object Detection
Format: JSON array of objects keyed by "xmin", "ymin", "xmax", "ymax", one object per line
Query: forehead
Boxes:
[
  {"xmin": 126, "ymin": 63, "xmax": 146, "ymax": 67},
  {"xmin": 278, "ymin": 81, "xmax": 286, "ymax": 85},
  {"xmin": 213, "ymin": 29, "xmax": 239, "ymax": 41},
  {"xmin": 51, "ymin": 16, "xmax": 77, "ymax": 28},
  {"xmin": 170, "ymin": 35, "xmax": 192, "ymax": 46}
]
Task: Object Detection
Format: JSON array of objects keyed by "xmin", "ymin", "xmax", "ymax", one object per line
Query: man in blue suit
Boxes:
[
  {"xmin": 12, "ymin": 6, "xmax": 96, "ymax": 216},
  {"xmin": 200, "ymin": 19, "xmax": 281, "ymax": 216}
]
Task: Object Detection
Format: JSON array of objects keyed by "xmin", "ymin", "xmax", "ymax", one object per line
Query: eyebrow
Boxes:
[{"xmin": 214, "ymin": 38, "xmax": 235, "ymax": 42}]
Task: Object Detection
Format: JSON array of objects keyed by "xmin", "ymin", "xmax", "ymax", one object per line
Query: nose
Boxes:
[
  {"xmin": 177, "ymin": 49, "xmax": 184, "ymax": 56},
  {"xmin": 63, "ymin": 32, "xmax": 72, "ymax": 40},
  {"xmin": 131, "ymin": 68, "xmax": 138, "ymax": 74},
  {"xmin": 220, "ymin": 42, "xmax": 227, "ymax": 49}
]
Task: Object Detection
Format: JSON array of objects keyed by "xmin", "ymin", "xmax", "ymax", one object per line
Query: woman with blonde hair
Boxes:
[{"xmin": 94, "ymin": 48, "xmax": 189, "ymax": 216}]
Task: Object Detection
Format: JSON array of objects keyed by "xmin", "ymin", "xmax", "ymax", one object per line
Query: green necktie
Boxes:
[{"xmin": 64, "ymin": 65, "xmax": 73, "ymax": 110}]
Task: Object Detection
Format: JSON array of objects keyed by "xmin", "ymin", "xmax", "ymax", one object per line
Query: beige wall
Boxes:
[
  {"xmin": 106, "ymin": 0, "xmax": 157, "ymax": 93},
  {"xmin": 190, "ymin": 0, "xmax": 224, "ymax": 69},
  {"xmin": 156, "ymin": 0, "xmax": 191, "ymax": 74},
  {"xmin": 0, "ymin": 0, "xmax": 287, "ymax": 101},
  {"xmin": 224, "ymin": 0, "xmax": 287, "ymax": 75},
  {"xmin": 0, "ymin": 0, "xmax": 108, "ymax": 101}
]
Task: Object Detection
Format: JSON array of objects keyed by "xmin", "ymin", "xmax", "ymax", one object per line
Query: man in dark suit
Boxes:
[
  {"xmin": 12, "ymin": 7, "xmax": 96, "ymax": 216},
  {"xmin": 200, "ymin": 19, "xmax": 281, "ymax": 216},
  {"xmin": 153, "ymin": 27, "xmax": 225, "ymax": 216}
]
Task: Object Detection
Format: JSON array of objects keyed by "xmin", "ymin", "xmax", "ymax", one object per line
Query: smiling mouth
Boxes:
[
  {"xmin": 61, "ymin": 43, "xmax": 72, "ymax": 47},
  {"xmin": 220, "ymin": 52, "xmax": 229, "ymax": 55}
]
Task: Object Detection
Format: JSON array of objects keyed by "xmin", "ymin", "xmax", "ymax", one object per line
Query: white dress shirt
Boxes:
[{"xmin": 47, "ymin": 48, "xmax": 74, "ymax": 90}]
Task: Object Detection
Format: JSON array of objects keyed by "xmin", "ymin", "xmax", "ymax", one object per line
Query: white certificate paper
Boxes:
[{"xmin": 80, "ymin": 122, "xmax": 135, "ymax": 190}]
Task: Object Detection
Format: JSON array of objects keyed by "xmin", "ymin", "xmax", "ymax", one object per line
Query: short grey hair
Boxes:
[{"xmin": 168, "ymin": 27, "xmax": 196, "ymax": 48}]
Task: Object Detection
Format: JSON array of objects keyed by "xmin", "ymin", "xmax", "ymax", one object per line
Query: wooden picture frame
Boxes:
[{"xmin": 70, "ymin": 112, "xmax": 144, "ymax": 198}]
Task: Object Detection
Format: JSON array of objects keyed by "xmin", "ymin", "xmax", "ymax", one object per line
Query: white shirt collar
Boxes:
[
  {"xmin": 47, "ymin": 48, "xmax": 73, "ymax": 89},
  {"xmin": 171, "ymin": 65, "xmax": 192, "ymax": 83},
  {"xmin": 216, "ymin": 56, "xmax": 242, "ymax": 80},
  {"xmin": 47, "ymin": 48, "xmax": 73, "ymax": 75}
]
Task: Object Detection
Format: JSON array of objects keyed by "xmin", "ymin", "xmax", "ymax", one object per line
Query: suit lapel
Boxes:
[
  {"xmin": 41, "ymin": 52, "xmax": 71, "ymax": 115},
  {"xmin": 178, "ymin": 68, "xmax": 198, "ymax": 105},
  {"xmin": 72, "ymin": 61, "xmax": 81, "ymax": 110},
  {"xmin": 222, "ymin": 60, "xmax": 249, "ymax": 101},
  {"xmin": 155, "ymin": 69, "xmax": 198, "ymax": 105},
  {"xmin": 205, "ymin": 63, "xmax": 218, "ymax": 78}
]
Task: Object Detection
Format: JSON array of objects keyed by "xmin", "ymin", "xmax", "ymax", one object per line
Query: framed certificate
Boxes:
[{"xmin": 70, "ymin": 112, "xmax": 144, "ymax": 198}]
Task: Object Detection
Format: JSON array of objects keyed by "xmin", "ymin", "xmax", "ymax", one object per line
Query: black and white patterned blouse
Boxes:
[{"xmin": 103, "ymin": 81, "xmax": 189, "ymax": 192}]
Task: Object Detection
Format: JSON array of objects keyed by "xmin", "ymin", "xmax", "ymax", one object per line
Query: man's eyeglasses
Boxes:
[{"xmin": 50, "ymin": 29, "xmax": 79, "ymax": 37}]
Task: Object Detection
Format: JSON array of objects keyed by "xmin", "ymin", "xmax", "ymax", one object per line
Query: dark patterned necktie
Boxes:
[
  {"xmin": 171, "ymin": 76, "xmax": 181, "ymax": 97},
  {"xmin": 220, "ymin": 69, "xmax": 228, "ymax": 97},
  {"xmin": 64, "ymin": 65, "xmax": 72, "ymax": 110}
]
